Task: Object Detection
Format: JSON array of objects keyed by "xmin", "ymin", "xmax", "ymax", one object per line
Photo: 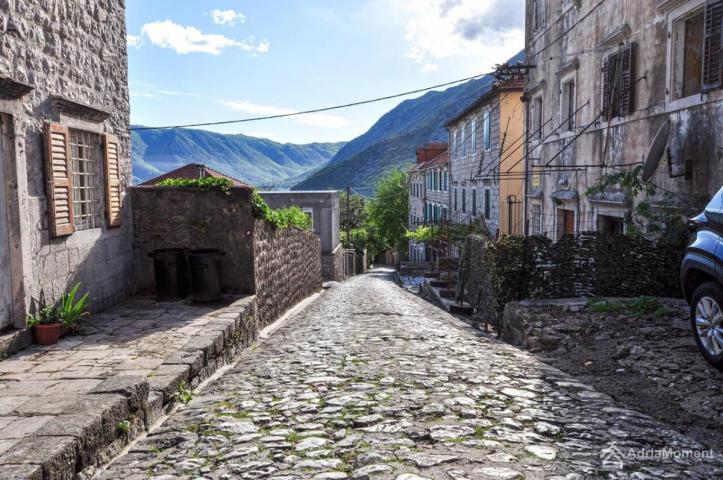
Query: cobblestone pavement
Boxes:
[{"xmin": 100, "ymin": 271, "xmax": 723, "ymax": 480}]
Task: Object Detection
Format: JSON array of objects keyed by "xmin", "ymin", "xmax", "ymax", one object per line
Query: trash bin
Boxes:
[
  {"xmin": 149, "ymin": 248, "xmax": 189, "ymax": 301},
  {"xmin": 188, "ymin": 249, "xmax": 225, "ymax": 302}
]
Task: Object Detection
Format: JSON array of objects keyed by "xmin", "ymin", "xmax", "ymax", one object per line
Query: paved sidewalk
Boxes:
[
  {"xmin": 0, "ymin": 295, "xmax": 256, "ymax": 479},
  {"xmin": 100, "ymin": 271, "xmax": 723, "ymax": 479}
]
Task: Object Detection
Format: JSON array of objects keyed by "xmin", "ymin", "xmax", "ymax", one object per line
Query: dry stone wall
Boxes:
[
  {"xmin": 253, "ymin": 220, "xmax": 322, "ymax": 326},
  {"xmin": 460, "ymin": 232, "xmax": 682, "ymax": 330},
  {"xmin": 321, "ymin": 244, "xmax": 345, "ymax": 281}
]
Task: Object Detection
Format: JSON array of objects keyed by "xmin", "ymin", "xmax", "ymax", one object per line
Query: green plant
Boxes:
[
  {"xmin": 25, "ymin": 291, "xmax": 61, "ymax": 327},
  {"xmin": 116, "ymin": 419, "xmax": 132, "ymax": 435},
  {"xmin": 156, "ymin": 177, "xmax": 232, "ymax": 194},
  {"xmin": 405, "ymin": 226, "xmax": 433, "ymax": 242},
  {"xmin": 175, "ymin": 381, "xmax": 193, "ymax": 404},
  {"xmin": 57, "ymin": 283, "xmax": 91, "ymax": 327},
  {"xmin": 250, "ymin": 190, "xmax": 312, "ymax": 230}
]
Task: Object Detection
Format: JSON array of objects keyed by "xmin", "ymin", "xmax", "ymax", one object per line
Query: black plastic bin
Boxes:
[
  {"xmin": 188, "ymin": 249, "xmax": 225, "ymax": 302},
  {"xmin": 149, "ymin": 248, "xmax": 189, "ymax": 301}
]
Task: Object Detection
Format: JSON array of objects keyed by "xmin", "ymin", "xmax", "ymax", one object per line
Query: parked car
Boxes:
[{"xmin": 681, "ymin": 187, "xmax": 723, "ymax": 370}]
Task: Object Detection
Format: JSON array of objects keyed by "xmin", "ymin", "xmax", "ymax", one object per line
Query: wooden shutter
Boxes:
[
  {"xmin": 602, "ymin": 55, "xmax": 613, "ymax": 117},
  {"xmin": 44, "ymin": 123, "xmax": 74, "ymax": 237},
  {"xmin": 703, "ymin": 0, "xmax": 723, "ymax": 92},
  {"xmin": 103, "ymin": 133, "xmax": 123, "ymax": 227},
  {"xmin": 619, "ymin": 43, "xmax": 634, "ymax": 115}
]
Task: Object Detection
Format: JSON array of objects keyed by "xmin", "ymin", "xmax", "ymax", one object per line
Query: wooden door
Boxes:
[
  {"xmin": 0, "ymin": 115, "xmax": 12, "ymax": 331},
  {"xmin": 563, "ymin": 210, "xmax": 575, "ymax": 236}
]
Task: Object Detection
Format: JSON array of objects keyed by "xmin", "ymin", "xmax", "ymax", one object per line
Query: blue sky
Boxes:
[{"xmin": 126, "ymin": 0, "xmax": 524, "ymax": 144}]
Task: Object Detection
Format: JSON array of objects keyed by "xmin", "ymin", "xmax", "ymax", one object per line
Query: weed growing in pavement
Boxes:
[
  {"xmin": 116, "ymin": 419, "xmax": 132, "ymax": 435},
  {"xmin": 175, "ymin": 381, "xmax": 194, "ymax": 405}
]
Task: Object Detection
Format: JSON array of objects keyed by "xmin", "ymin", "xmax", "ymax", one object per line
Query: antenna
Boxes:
[{"xmin": 642, "ymin": 120, "xmax": 670, "ymax": 181}]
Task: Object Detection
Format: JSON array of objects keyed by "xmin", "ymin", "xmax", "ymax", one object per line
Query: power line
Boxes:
[
  {"xmin": 530, "ymin": 0, "xmax": 607, "ymax": 61},
  {"xmin": 130, "ymin": 72, "xmax": 496, "ymax": 131}
]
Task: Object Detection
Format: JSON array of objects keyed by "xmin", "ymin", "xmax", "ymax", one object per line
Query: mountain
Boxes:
[
  {"xmin": 293, "ymin": 51, "xmax": 524, "ymax": 192},
  {"xmin": 131, "ymin": 127, "xmax": 346, "ymax": 188}
]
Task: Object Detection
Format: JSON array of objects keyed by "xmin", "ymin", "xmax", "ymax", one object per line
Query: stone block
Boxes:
[
  {"xmin": 0, "ymin": 463, "xmax": 43, "ymax": 480},
  {"xmin": 90, "ymin": 375, "xmax": 149, "ymax": 413},
  {"xmin": 61, "ymin": 394, "xmax": 129, "ymax": 445},
  {"xmin": 144, "ymin": 391, "xmax": 164, "ymax": 428},
  {"xmin": 0, "ymin": 435, "xmax": 78, "ymax": 480},
  {"xmin": 32, "ymin": 414, "xmax": 104, "ymax": 470},
  {"xmin": 162, "ymin": 350, "xmax": 205, "ymax": 377},
  {"xmin": 181, "ymin": 333, "xmax": 223, "ymax": 360}
]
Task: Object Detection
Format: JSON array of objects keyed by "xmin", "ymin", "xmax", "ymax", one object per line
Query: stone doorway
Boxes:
[{"xmin": 0, "ymin": 114, "xmax": 13, "ymax": 331}]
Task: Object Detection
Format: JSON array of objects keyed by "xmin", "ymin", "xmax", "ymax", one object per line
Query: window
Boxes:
[
  {"xmin": 443, "ymin": 171, "xmax": 448, "ymax": 191},
  {"xmin": 462, "ymin": 188, "xmax": 467, "ymax": 213},
  {"xmin": 302, "ymin": 207, "xmax": 315, "ymax": 231},
  {"xmin": 70, "ymin": 129, "xmax": 102, "ymax": 231},
  {"xmin": 472, "ymin": 189, "xmax": 477, "ymax": 216},
  {"xmin": 454, "ymin": 188, "xmax": 458, "ymax": 211},
  {"xmin": 598, "ymin": 215, "xmax": 624, "ymax": 235},
  {"xmin": 602, "ymin": 44, "xmax": 634, "ymax": 117},
  {"xmin": 453, "ymin": 130, "xmax": 458, "ymax": 157},
  {"xmin": 561, "ymin": 78, "xmax": 576, "ymax": 131},
  {"xmin": 484, "ymin": 189, "xmax": 491, "ymax": 219},
  {"xmin": 533, "ymin": 0, "xmax": 546, "ymax": 32},
  {"xmin": 531, "ymin": 95, "xmax": 543, "ymax": 141},
  {"xmin": 471, "ymin": 119, "xmax": 477, "ymax": 153},
  {"xmin": 461, "ymin": 125, "xmax": 466, "ymax": 157},
  {"xmin": 483, "ymin": 111, "xmax": 491, "ymax": 150},
  {"xmin": 671, "ymin": 5, "xmax": 712, "ymax": 99}
]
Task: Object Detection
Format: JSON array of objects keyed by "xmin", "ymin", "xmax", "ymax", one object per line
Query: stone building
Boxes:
[
  {"xmin": 407, "ymin": 143, "xmax": 448, "ymax": 261},
  {"xmin": 0, "ymin": 1, "xmax": 132, "ymax": 330},
  {"xmin": 446, "ymin": 80, "xmax": 525, "ymax": 237},
  {"xmin": 524, "ymin": 0, "xmax": 723, "ymax": 239}
]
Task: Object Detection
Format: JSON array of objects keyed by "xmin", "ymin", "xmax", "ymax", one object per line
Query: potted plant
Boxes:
[
  {"xmin": 26, "ymin": 291, "xmax": 63, "ymax": 345},
  {"xmin": 26, "ymin": 284, "xmax": 91, "ymax": 345}
]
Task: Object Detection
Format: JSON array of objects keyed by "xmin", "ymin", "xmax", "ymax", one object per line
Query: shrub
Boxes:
[
  {"xmin": 156, "ymin": 177, "xmax": 232, "ymax": 193},
  {"xmin": 251, "ymin": 190, "xmax": 311, "ymax": 230}
]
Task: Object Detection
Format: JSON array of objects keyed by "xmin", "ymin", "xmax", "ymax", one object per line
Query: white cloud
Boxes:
[
  {"xmin": 220, "ymin": 100, "xmax": 352, "ymax": 129},
  {"xmin": 140, "ymin": 20, "xmax": 269, "ymax": 55},
  {"xmin": 210, "ymin": 9, "xmax": 246, "ymax": 26},
  {"xmin": 383, "ymin": 0, "xmax": 524, "ymax": 72},
  {"xmin": 127, "ymin": 34, "xmax": 142, "ymax": 49}
]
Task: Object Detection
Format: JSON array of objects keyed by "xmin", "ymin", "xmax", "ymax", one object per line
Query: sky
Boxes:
[{"xmin": 126, "ymin": 0, "xmax": 525, "ymax": 145}]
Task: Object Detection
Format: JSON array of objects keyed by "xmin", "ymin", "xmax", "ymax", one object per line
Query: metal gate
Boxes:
[{"xmin": 0, "ymin": 115, "xmax": 13, "ymax": 331}]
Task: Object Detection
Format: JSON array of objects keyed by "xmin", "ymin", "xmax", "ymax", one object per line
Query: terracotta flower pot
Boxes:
[{"xmin": 34, "ymin": 323, "xmax": 62, "ymax": 345}]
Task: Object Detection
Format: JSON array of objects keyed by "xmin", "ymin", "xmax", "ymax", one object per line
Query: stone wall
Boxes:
[
  {"xmin": 253, "ymin": 220, "xmax": 322, "ymax": 326},
  {"xmin": 0, "ymin": 0, "xmax": 132, "ymax": 319},
  {"xmin": 459, "ymin": 232, "xmax": 682, "ymax": 330},
  {"xmin": 131, "ymin": 187, "xmax": 256, "ymax": 294},
  {"xmin": 321, "ymin": 243, "xmax": 345, "ymax": 281}
]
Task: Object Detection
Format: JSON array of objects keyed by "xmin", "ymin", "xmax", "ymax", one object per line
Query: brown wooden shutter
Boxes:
[
  {"xmin": 602, "ymin": 55, "xmax": 613, "ymax": 117},
  {"xmin": 703, "ymin": 0, "xmax": 723, "ymax": 92},
  {"xmin": 103, "ymin": 133, "xmax": 123, "ymax": 227},
  {"xmin": 619, "ymin": 43, "xmax": 634, "ymax": 115},
  {"xmin": 44, "ymin": 123, "xmax": 75, "ymax": 237}
]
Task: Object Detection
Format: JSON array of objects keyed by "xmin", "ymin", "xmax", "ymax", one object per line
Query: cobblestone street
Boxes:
[{"xmin": 100, "ymin": 271, "xmax": 723, "ymax": 479}]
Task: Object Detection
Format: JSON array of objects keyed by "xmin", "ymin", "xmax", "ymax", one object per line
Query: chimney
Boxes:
[{"xmin": 416, "ymin": 142, "xmax": 448, "ymax": 164}]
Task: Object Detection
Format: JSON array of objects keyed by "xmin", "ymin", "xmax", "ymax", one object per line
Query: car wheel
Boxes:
[{"xmin": 690, "ymin": 282, "xmax": 723, "ymax": 371}]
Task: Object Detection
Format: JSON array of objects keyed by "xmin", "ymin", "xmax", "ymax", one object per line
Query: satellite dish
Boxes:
[{"xmin": 642, "ymin": 120, "xmax": 670, "ymax": 181}]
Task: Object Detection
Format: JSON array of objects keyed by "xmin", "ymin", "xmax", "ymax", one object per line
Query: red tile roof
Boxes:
[
  {"xmin": 140, "ymin": 164, "xmax": 250, "ymax": 188},
  {"xmin": 410, "ymin": 149, "xmax": 449, "ymax": 172}
]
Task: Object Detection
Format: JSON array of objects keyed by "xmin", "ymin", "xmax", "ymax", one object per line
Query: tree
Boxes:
[
  {"xmin": 340, "ymin": 192, "xmax": 367, "ymax": 230},
  {"xmin": 366, "ymin": 169, "xmax": 409, "ymax": 251}
]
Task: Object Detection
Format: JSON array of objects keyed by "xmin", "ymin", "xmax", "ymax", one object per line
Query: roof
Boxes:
[
  {"xmin": 444, "ymin": 79, "xmax": 524, "ymax": 129},
  {"xmin": 140, "ymin": 163, "xmax": 250, "ymax": 188},
  {"xmin": 411, "ymin": 149, "xmax": 449, "ymax": 173}
]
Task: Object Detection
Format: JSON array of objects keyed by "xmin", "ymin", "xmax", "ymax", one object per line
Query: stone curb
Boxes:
[{"xmin": 0, "ymin": 296, "xmax": 257, "ymax": 480}]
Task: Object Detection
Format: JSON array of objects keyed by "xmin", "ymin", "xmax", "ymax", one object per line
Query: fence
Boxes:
[{"xmin": 458, "ymin": 232, "xmax": 683, "ymax": 331}]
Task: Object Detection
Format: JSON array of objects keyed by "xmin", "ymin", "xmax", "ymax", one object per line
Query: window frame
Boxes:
[
  {"xmin": 560, "ymin": 72, "xmax": 576, "ymax": 132},
  {"xmin": 69, "ymin": 128, "xmax": 103, "ymax": 232},
  {"xmin": 666, "ymin": 0, "xmax": 708, "ymax": 108}
]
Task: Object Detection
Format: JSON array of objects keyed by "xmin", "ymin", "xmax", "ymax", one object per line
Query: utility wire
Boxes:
[
  {"xmin": 530, "ymin": 0, "xmax": 607, "ymax": 61},
  {"xmin": 130, "ymin": 72, "xmax": 496, "ymax": 131}
]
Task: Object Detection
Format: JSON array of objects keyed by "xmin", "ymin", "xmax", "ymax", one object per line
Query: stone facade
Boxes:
[
  {"xmin": 446, "ymin": 81, "xmax": 524, "ymax": 237},
  {"xmin": 0, "ymin": 0, "xmax": 132, "ymax": 328},
  {"xmin": 524, "ymin": 0, "xmax": 723, "ymax": 238},
  {"xmin": 131, "ymin": 187, "xmax": 257, "ymax": 295},
  {"xmin": 253, "ymin": 220, "xmax": 322, "ymax": 326}
]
